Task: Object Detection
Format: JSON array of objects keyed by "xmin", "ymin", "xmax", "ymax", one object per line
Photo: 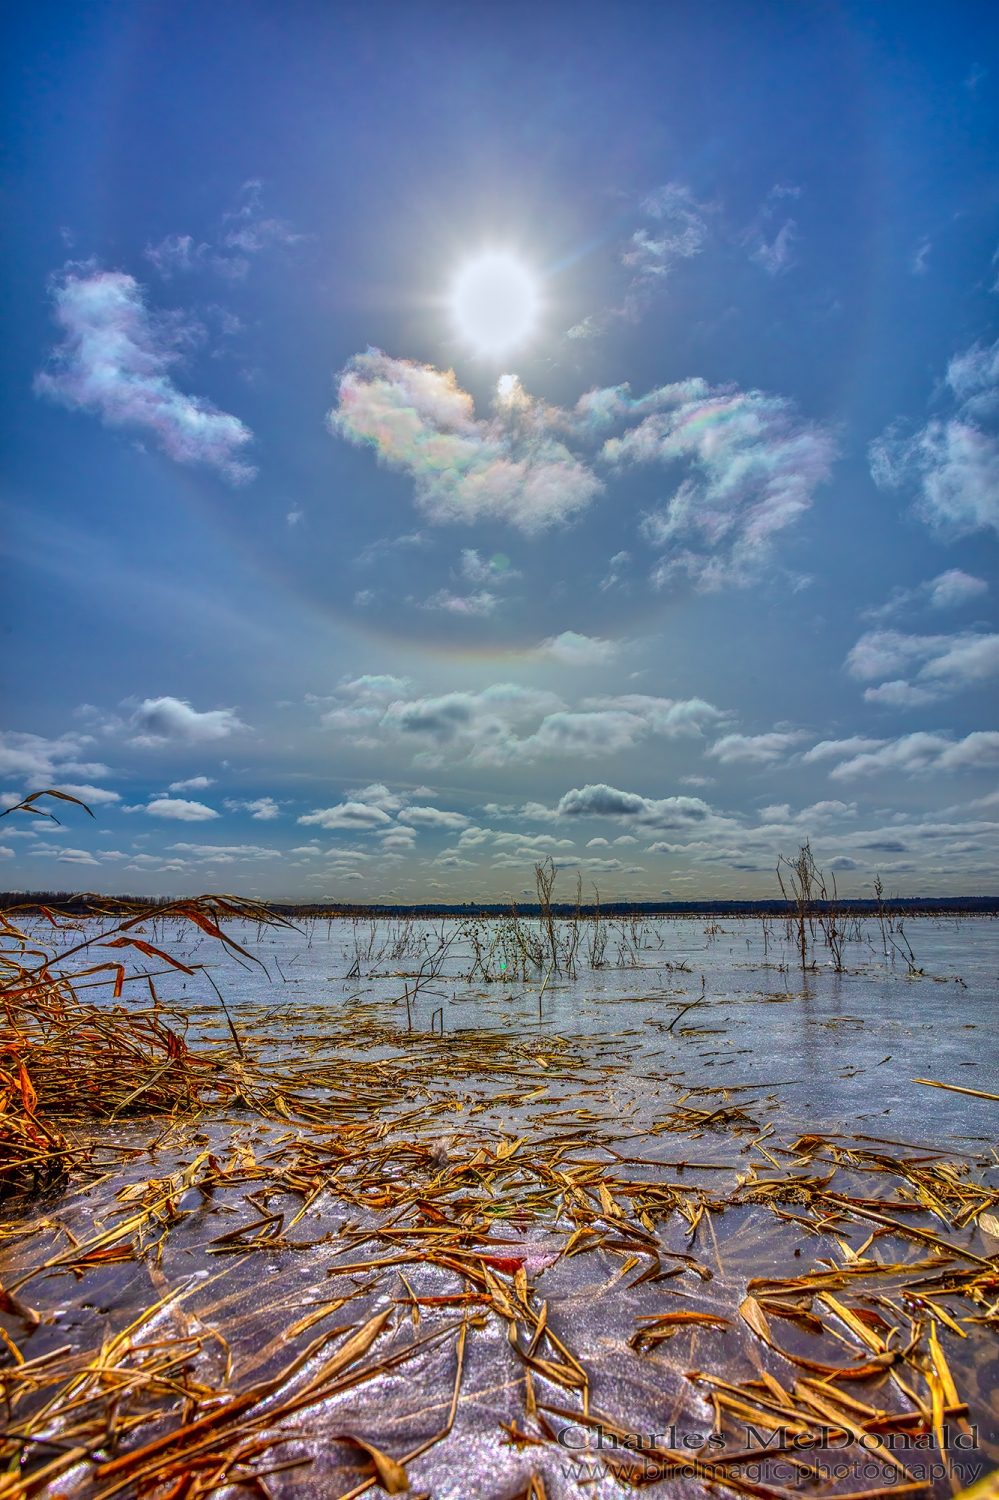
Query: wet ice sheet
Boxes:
[
  {"xmin": 65, "ymin": 911, "xmax": 998, "ymax": 1142},
  {"xmin": 4, "ymin": 1102, "xmax": 998, "ymax": 1497},
  {"xmin": 3, "ymin": 912, "xmax": 997, "ymax": 1498}
]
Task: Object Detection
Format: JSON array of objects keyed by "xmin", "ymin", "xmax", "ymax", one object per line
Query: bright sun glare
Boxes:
[{"xmin": 450, "ymin": 252, "xmax": 540, "ymax": 356}]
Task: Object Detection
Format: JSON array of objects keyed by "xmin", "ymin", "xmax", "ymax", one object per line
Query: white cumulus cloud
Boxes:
[
  {"xmin": 142, "ymin": 798, "xmax": 220, "ymax": 821},
  {"xmin": 396, "ymin": 806, "xmax": 470, "ymax": 830},
  {"xmin": 0, "ymin": 730, "xmax": 110, "ymax": 787},
  {"xmin": 298, "ymin": 802, "xmax": 393, "ymax": 831},
  {"xmin": 846, "ymin": 630, "xmax": 998, "ymax": 707},
  {"xmin": 224, "ymin": 796, "xmax": 280, "ymax": 820},
  {"xmin": 870, "ymin": 337, "xmax": 998, "ymax": 537},
  {"xmin": 534, "ymin": 632, "xmax": 620, "ymax": 666},
  {"xmin": 927, "ymin": 569, "xmax": 989, "ymax": 609},
  {"xmin": 127, "ymin": 697, "xmax": 249, "ymax": 748},
  {"xmin": 802, "ymin": 737, "xmax": 889, "ymax": 763},
  {"xmin": 554, "ymin": 784, "xmax": 711, "ymax": 830},
  {"xmin": 169, "ymin": 843, "xmax": 279, "ymax": 859},
  {"xmin": 705, "ymin": 731, "xmax": 808, "ymax": 765},
  {"xmin": 56, "ymin": 848, "xmax": 99, "ymax": 865},
  {"xmin": 827, "ymin": 731, "xmax": 999, "ymax": 780},
  {"xmin": 316, "ymin": 677, "xmax": 730, "ymax": 769}
]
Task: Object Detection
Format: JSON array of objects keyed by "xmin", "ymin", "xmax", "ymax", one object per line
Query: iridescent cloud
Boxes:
[
  {"xmin": 35, "ymin": 268, "xmax": 256, "ymax": 482},
  {"xmin": 330, "ymin": 352, "xmax": 601, "ymax": 532},
  {"xmin": 329, "ymin": 353, "xmax": 834, "ymax": 583}
]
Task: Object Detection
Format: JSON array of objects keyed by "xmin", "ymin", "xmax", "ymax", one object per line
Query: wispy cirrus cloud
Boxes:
[
  {"xmin": 565, "ymin": 182, "xmax": 713, "ymax": 340},
  {"xmin": 35, "ymin": 268, "xmax": 256, "ymax": 482},
  {"xmin": 219, "ymin": 180, "xmax": 303, "ymax": 257},
  {"xmin": 741, "ymin": 184, "xmax": 801, "ymax": 276},
  {"xmin": 870, "ymin": 337, "xmax": 998, "ymax": 537},
  {"xmin": 861, "ymin": 568, "xmax": 988, "ymax": 621},
  {"xmin": 750, "ymin": 220, "xmax": 798, "ymax": 275},
  {"xmin": 845, "ymin": 629, "xmax": 999, "ymax": 708},
  {"xmin": 328, "ymin": 354, "xmax": 833, "ymax": 570},
  {"xmin": 145, "ymin": 181, "xmax": 303, "ymax": 282},
  {"xmin": 456, "ymin": 548, "xmax": 520, "ymax": 586},
  {"xmin": 621, "ymin": 183, "xmax": 711, "ymax": 292},
  {"xmin": 144, "ymin": 234, "xmax": 200, "ymax": 279}
]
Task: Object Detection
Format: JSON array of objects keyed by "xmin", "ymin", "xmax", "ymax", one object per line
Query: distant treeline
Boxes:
[{"xmin": 2, "ymin": 890, "xmax": 997, "ymax": 918}]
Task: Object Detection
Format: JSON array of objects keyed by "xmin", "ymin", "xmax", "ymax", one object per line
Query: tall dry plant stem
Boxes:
[{"xmin": 533, "ymin": 857, "xmax": 559, "ymax": 975}]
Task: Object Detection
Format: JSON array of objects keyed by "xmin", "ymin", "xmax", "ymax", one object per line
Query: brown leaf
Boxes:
[
  {"xmin": 634, "ymin": 1310, "xmax": 731, "ymax": 1328},
  {"xmin": 740, "ymin": 1295, "xmax": 772, "ymax": 1344},
  {"xmin": 313, "ymin": 1307, "xmax": 395, "ymax": 1384},
  {"xmin": 100, "ymin": 937, "xmax": 197, "ymax": 974},
  {"xmin": 759, "ymin": 1299, "xmax": 824, "ymax": 1335},
  {"xmin": 0, "ymin": 1285, "xmax": 40, "ymax": 1326},
  {"xmin": 337, "ymin": 1435, "xmax": 409, "ymax": 1493}
]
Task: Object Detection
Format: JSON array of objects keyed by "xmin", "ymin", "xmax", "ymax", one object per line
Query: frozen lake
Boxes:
[
  {"xmin": 113, "ymin": 910, "xmax": 999, "ymax": 1145},
  {"xmin": 3, "ymin": 910, "xmax": 996, "ymax": 1499}
]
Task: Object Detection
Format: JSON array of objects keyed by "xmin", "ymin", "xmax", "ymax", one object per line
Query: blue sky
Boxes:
[{"xmin": 1, "ymin": 1, "xmax": 996, "ymax": 901}]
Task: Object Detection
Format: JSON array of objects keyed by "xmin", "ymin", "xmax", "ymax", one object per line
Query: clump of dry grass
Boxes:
[{"xmin": 1, "ymin": 793, "xmax": 293, "ymax": 1201}]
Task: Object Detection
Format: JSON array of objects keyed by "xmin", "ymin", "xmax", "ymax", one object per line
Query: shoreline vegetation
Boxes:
[
  {"xmin": 0, "ymin": 797, "xmax": 996, "ymax": 1498},
  {"xmin": 3, "ymin": 894, "xmax": 997, "ymax": 917}
]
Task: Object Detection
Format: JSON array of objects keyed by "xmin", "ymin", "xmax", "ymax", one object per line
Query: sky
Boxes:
[{"xmin": 1, "ymin": 0, "xmax": 996, "ymax": 903}]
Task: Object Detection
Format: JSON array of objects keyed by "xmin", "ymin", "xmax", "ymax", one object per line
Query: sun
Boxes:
[{"xmin": 450, "ymin": 252, "xmax": 540, "ymax": 356}]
